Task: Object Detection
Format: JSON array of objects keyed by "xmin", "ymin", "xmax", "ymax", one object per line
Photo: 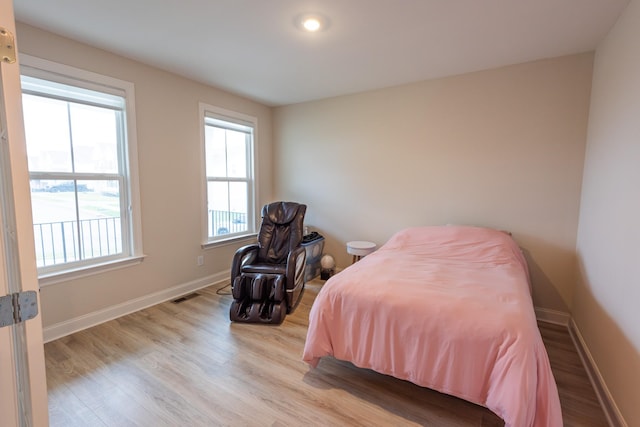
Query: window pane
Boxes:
[
  {"xmin": 77, "ymin": 181, "xmax": 122, "ymax": 260},
  {"xmin": 226, "ymin": 131, "xmax": 247, "ymax": 178},
  {"xmin": 229, "ymin": 182, "xmax": 248, "ymax": 233},
  {"xmin": 70, "ymin": 103, "xmax": 120, "ymax": 173},
  {"xmin": 208, "ymin": 181, "xmax": 230, "ymax": 236},
  {"xmin": 30, "ymin": 180, "xmax": 80, "ymax": 266},
  {"xmin": 30, "ymin": 179, "xmax": 123, "ymax": 267},
  {"xmin": 22, "ymin": 94, "xmax": 73, "ymax": 172},
  {"xmin": 207, "ymin": 181, "xmax": 249, "ymax": 236},
  {"xmin": 205, "ymin": 126, "xmax": 227, "ymax": 177}
]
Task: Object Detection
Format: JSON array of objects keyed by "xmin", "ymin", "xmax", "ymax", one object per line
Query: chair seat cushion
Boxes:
[{"xmin": 241, "ymin": 263, "xmax": 286, "ymax": 275}]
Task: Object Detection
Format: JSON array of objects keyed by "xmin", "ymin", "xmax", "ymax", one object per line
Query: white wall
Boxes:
[
  {"xmin": 575, "ymin": 0, "xmax": 640, "ymax": 424},
  {"xmin": 15, "ymin": 23, "xmax": 273, "ymax": 329},
  {"xmin": 274, "ymin": 54, "xmax": 593, "ymax": 313}
]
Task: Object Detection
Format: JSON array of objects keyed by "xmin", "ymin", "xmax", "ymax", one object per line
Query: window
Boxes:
[
  {"xmin": 20, "ymin": 56, "xmax": 143, "ymax": 281},
  {"xmin": 200, "ymin": 103, "xmax": 256, "ymax": 244}
]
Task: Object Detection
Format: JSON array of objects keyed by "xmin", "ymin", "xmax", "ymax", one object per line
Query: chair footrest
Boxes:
[{"xmin": 229, "ymin": 274, "xmax": 287, "ymax": 324}]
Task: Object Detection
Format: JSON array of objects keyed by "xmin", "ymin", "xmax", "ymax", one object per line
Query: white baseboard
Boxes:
[
  {"xmin": 43, "ymin": 271, "xmax": 230, "ymax": 343},
  {"xmin": 534, "ymin": 306, "xmax": 570, "ymax": 326},
  {"xmin": 568, "ymin": 318, "xmax": 627, "ymax": 427}
]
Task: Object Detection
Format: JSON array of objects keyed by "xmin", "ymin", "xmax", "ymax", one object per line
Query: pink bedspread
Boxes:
[{"xmin": 303, "ymin": 226, "xmax": 562, "ymax": 427}]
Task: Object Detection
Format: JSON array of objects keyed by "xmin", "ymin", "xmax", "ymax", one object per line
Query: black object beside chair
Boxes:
[{"xmin": 229, "ymin": 201, "xmax": 307, "ymax": 324}]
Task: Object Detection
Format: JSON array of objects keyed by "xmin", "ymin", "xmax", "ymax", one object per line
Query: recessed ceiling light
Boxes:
[
  {"xmin": 303, "ymin": 17, "xmax": 321, "ymax": 32},
  {"xmin": 295, "ymin": 13, "xmax": 329, "ymax": 32}
]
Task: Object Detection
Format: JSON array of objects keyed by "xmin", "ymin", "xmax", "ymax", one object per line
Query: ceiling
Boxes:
[{"xmin": 14, "ymin": 0, "xmax": 629, "ymax": 107}]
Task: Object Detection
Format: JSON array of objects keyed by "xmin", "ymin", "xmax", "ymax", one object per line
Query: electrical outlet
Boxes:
[{"xmin": 197, "ymin": 255, "xmax": 204, "ymax": 266}]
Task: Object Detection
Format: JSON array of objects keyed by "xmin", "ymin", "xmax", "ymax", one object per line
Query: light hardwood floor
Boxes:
[{"xmin": 45, "ymin": 281, "xmax": 609, "ymax": 426}]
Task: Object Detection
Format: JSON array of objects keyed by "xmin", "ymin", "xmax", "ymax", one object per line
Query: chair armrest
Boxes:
[
  {"xmin": 231, "ymin": 244, "xmax": 259, "ymax": 283},
  {"xmin": 286, "ymin": 246, "xmax": 306, "ymax": 292}
]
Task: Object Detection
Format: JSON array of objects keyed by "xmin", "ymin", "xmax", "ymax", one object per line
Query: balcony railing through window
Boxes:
[
  {"xmin": 208, "ymin": 210, "xmax": 247, "ymax": 236},
  {"xmin": 33, "ymin": 210, "xmax": 248, "ymax": 268},
  {"xmin": 33, "ymin": 217, "xmax": 122, "ymax": 267}
]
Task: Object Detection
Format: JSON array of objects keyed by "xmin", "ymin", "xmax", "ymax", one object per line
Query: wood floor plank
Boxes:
[{"xmin": 45, "ymin": 281, "xmax": 609, "ymax": 426}]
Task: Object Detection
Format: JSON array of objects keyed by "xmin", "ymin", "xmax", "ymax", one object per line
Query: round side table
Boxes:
[{"xmin": 346, "ymin": 241, "xmax": 376, "ymax": 264}]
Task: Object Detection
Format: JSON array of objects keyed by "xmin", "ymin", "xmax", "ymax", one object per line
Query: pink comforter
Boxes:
[{"xmin": 303, "ymin": 226, "xmax": 562, "ymax": 427}]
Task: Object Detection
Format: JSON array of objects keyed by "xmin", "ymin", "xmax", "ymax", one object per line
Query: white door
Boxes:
[{"xmin": 0, "ymin": 0, "xmax": 49, "ymax": 425}]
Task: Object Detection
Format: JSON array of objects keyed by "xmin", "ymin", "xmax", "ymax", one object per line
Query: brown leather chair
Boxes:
[{"xmin": 229, "ymin": 201, "xmax": 307, "ymax": 324}]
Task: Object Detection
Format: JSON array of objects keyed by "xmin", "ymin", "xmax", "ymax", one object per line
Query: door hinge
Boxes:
[
  {"xmin": 0, "ymin": 291, "xmax": 38, "ymax": 328},
  {"xmin": 0, "ymin": 28, "xmax": 17, "ymax": 64}
]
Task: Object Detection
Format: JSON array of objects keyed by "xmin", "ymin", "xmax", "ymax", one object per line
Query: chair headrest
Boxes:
[{"xmin": 263, "ymin": 202, "xmax": 303, "ymax": 225}]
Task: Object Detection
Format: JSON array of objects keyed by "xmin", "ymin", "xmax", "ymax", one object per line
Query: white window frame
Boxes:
[
  {"xmin": 199, "ymin": 103, "xmax": 257, "ymax": 247},
  {"xmin": 20, "ymin": 55, "xmax": 144, "ymax": 285}
]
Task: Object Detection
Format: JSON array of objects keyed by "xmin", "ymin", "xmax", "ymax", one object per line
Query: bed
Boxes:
[{"xmin": 302, "ymin": 225, "xmax": 562, "ymax": 427}]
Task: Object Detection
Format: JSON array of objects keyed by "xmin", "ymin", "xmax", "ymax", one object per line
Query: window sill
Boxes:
[
  {"xmin": 201, "ymin": 233, "xmax": 257, "ymax": 250},
  {"xmin": 38, "ymin": 255, "xmax": 147, "ymax": 288}
]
